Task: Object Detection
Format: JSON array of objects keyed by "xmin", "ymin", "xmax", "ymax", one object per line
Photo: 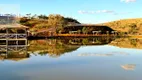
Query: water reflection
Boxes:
[
  {"xmin": 0, "ymin": 37, "xmax": 142, "ymax": 80},
  {"xmin": 28, "ymin": 37, "xmax": 116, "ymax": 57},
  {"xmin": 66, "ymin": 37, "xmax": 116, "ymax": 45},
  {"xmin": 121, "ymin": 64, "xmax": 136, "ymax": 71},
  {"xmin": 78, "ymin": 53, "xmax": 114, "ymax": 57},
  {"xmin": 0, "ymin": 45, "xmax": 29, "ymax": 61},
  {"xmin": 28, "ymin": 37, "xmax": 142, "ymax": 58},
  {"xmin": 28, "ymin": 39, "xmax": 80, "ymax": 57},
  {"xmin": 110, "ymin": 38, "xmax": 142, "ymax": 49},
  {"xmin": 1, "ymin": 37, "xmax": 142, "ymax": 60}
]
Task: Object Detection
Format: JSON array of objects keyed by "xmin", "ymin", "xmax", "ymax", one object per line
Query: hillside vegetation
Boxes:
[
  {"xmin": 20, "ymin": 14, "xmax": 80, "ymax": 33},
  {"xmin": 19, "ymin": 14, "xmax": 142, "ymax": 35},
  {"xmin": 104, "ymin": 18, "xmax": 142, "ymax": 35}
]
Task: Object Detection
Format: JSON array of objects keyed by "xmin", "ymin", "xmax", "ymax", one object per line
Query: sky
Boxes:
[{"xmin": 0, "ymin": 0, "xmax": 142, "ymax": 24}]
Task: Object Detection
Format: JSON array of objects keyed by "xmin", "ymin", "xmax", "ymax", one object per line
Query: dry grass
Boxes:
[{"xmin": 104, "ymin": 18, "xmax": 142, "ymax": 34}]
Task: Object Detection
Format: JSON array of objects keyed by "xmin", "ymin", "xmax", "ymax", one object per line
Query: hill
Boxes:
[
  {"xmin": 20, "ymin": 14, "xmax": 80, "ymax": 32},
  {"xmin": 104, "ymin": 18, "xmax": 142, "ymax": 35}
]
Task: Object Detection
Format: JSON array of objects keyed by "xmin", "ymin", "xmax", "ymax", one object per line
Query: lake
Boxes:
[{"xmin": 0, "ymin": 37, "xmax": 142, "ymax": 80}]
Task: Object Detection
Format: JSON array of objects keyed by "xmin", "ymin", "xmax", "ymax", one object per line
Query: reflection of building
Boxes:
[
  {"xmin": 0, "ymin": 24, "xmax": 29, "ymax": 61},
  {"xmin": 62, "ymin": 24, "xmax": 116, "ymax": 34},
  {"xmin": 68, "ymin": 37, "xmax": 116, "ymax": 45},
  {"xmin": 0, "ymin": 51, "xmax": 29, "ymax": 61},
  {"xmin": 121, "ymin": 64, "xmax": 136, "ymax": 70}
]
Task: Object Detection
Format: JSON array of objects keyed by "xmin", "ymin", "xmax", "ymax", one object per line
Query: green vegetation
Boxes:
[{"xmin": 82, "ymin": 27, "xmax": 89, "ymax": 34}]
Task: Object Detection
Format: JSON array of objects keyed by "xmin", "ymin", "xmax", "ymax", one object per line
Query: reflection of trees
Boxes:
[
  {"xmin": 28, "ymin": 37, "xmax": 116, "ymax": 58},
  {"xmin": 130, "ymin": 39, "xmax": 138, "ymax": 47},
  {"xmin": 82, "ymin": 38, "xmax": 89, "ymax": 45},
  {"xmin": 110, "ymin": 38, "xmax": 142, "ymax": 49},
  {"xmin": 47, "ymin": 40, "xmax": 79, "ymax": 57},
  {"xmin": 28, "ymin": 39, "xmax": 79, "ymax": 58}
]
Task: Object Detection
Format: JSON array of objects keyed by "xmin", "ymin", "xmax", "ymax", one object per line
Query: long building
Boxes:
[{"xmin": 62, "ymin": 24, "xmax": 117, "ymax": 34}]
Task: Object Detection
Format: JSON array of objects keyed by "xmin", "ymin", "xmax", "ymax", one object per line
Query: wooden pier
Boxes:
[{"xmin": 0, "ymin": 24, "xmax": 29, "ymax": 56}]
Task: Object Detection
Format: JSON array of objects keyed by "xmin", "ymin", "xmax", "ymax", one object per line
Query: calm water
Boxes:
[{"xmin": 0, "ymin": 37, "xmax": 142, "ymax": 80}]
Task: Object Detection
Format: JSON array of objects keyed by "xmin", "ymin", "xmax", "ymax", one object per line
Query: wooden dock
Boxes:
[{"xmin": 0, "ymin": 24, "xmax": 28, "ymax": 54}]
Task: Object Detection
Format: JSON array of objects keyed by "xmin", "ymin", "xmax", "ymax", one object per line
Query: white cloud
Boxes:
[
  {"xmin": 78, "ymin": 10, "xmax": 115, "ymax": 14},
  {"xmin": 78, "ymin": 10, "xmax": 132, "ymax": 16},
  {"xmin": 99, "ymin": 10, "xmax": 114, "ymax": 13},
  {"xmin": 78, "ymin": 10, "xmax": 86, "ymax": 14},
  {"xmin": 113, "ymin": 12, "xmax": 132, "ymax": 15},
  {"xmin": 121, "ymin": 0, "xmax": 136, "ymax": 3}
]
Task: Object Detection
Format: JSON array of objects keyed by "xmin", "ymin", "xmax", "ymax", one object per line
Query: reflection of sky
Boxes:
[
  {"xmin": 65, "ymin": 45, "xmax": 142, "ymax": 57},
  {"xmin": 80, "ymin": 45, "xmax": 141, "ymax": 54},
  {"xmin": 0, "ymin": 45, "xmax": 142, "ymax": 80}
]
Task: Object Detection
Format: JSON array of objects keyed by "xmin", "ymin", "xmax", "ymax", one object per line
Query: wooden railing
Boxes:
[
  {"xmin": 0, "ymin": 34, "xmax": 27, "ymax": 39},
  {"xmin": 0, "ymin": 45, "xmax": 27, "ymax": 52},
  {"xmin": 0, "ymin": 46, "xmax": 7, "ymax": 51},
  {"xmin": 0, "ymin": 34, "xmax": 7, "ymax": 39}
]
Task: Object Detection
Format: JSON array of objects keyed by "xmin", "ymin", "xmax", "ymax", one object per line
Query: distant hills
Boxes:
[{"xmin": 104, "ymin": 18, "xmax": 142, "ymax": 35}]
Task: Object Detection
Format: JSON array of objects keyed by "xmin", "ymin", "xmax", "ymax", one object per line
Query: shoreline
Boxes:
[{"xmin": 27, "ymin": 35, "xmax": 142, "ymax": 39}]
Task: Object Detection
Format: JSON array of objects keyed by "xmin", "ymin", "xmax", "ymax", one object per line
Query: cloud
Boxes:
[
  {"xmin": 97, "ymin": 10, "xmax": 114, "ymax": 13},
  {"xmin": 78, "ymin": 10, "xmax": 115, "ymax": 14},
  {"xmin": 120, "ymin": 0, "xmax": 136, "ymax": 3},
  {"xmin": 78, "ymin": 10, "xmax": 132, "ymax": 16},
  {"xmin": 112, "ymin": 12, "xmax": 132, "ymax": 15},
  {"xmin": 78, "ymin": 10, "xmax": 88, "ymax": 14}
]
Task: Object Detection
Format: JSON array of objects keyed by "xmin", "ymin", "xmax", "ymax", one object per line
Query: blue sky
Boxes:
[{"xmin": 0, "ymin": 0, "xmax": 142, "ymax": 23}]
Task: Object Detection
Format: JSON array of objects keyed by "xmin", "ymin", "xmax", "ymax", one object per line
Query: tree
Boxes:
[
  {"xmin": 31, "ymin": 14, "xmax": 38, "ymax": 19},
  {"xmin": 82, "ymin": 38, "xmax": 88, "ymax": 45},
  {"xmin": 26, "ymin": 13, "xmax": 31, "ymax": 19},
  {"xmin": 47, "ymin": 14, "xmax": 65, "ymax": 33},
  {"xmin": 20, "ymin": 17, "xmax": 29, "ymax": 24},
  {"xmin": 38, "ymin": 15, "xmax": 48, "ymax": 19},
  {"xmin": 82, "ymin": 27, "xmax": 88, "ymax": 34},
  {"xmin": 77, "ymin": 30, "xmax": 81, "ymax": 34},
  {"xmin": 128, "ymin": 23, "xmax": 138, "ymax": 34}
]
